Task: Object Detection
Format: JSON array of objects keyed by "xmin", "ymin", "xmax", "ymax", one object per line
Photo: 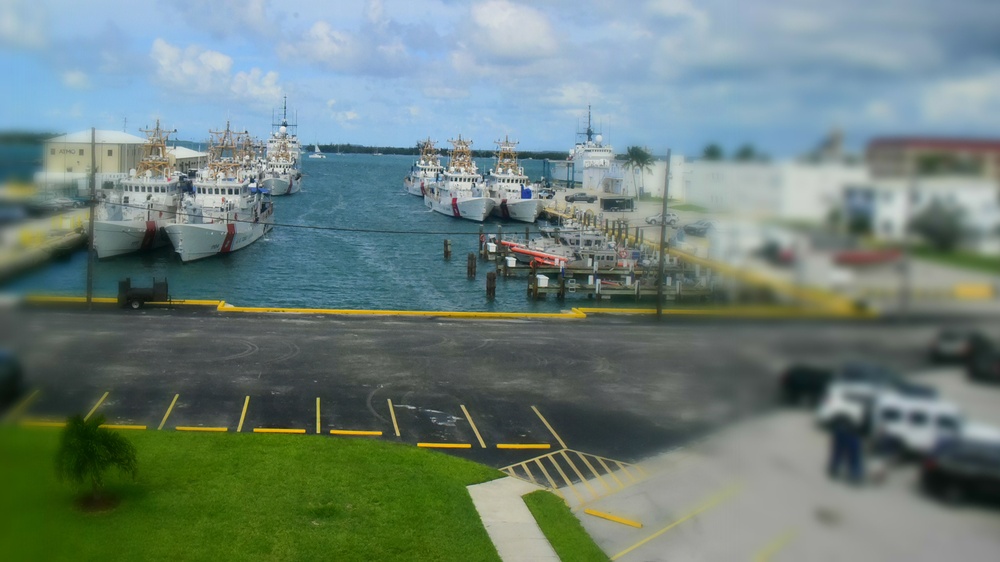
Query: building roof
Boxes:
[
  {"xmin": 167, "ymin": 146, "xmax": 208, "ymax": 159},
  {"xmin": 47, "ymin": 130, "xmax": 148, "ymax": 144},
  {"xmin": 868, "ymin": 137, "xmax": 1000, "ymax": 152}
]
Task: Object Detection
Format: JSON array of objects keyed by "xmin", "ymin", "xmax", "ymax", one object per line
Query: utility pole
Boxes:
[
  {"xmin": 86, "ymin": 128, "xmax": 96, "ymax": 309},
  {"xmin": 899, "ymin": 173, "xmax": 915, "ymax": 317},
  {"xmin": 657, "ymin": 149, "xmax": 671, "ymax": 319}
]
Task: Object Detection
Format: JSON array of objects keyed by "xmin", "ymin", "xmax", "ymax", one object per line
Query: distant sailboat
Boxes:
[{"xmin": 308, "ymin": 144, "xmax": 326, "ymax": 159}]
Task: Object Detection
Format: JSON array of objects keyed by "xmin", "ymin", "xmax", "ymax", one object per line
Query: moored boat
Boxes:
[
  {"xmin": 93, "ymin": 120, "xmax": 183, "ymax": 258},
  {"xmin": 164, "ymin": 122, "xmax": 274, "ymax": 262},
  {"xmin": 403, "ymin": 138, "xmax": 444, "ymax": 196},
  {"xmin": 262, "ymin": 97, "xmax": 302, "ymax": 195},
  {"xmin": 423, "ymin": 135, "xmax": 494, "ymax": 222},
  {"xmin": 485, "ymin": 136, "xmax": 540, "ymax": 223}
]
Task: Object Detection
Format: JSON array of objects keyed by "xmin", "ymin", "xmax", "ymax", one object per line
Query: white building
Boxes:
[
  {"xmin": 684, "ymin": 160, "xmax": 869, "ymax": 222},
  {"xmin": 167, "ymin": 145, "xmax": 209, "ymax": 174},
  {"xmin": 844, "ymin": 177, "xmax": 1000, "ymax": 254},
  {"xmin": 36, "ymin": 129, "xmax": 147, "ymax": 195}
]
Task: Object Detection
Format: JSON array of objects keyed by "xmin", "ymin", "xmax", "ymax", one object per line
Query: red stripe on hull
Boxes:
[
  {"xmin": 140, "ymin": 221, "xmax": 157, "ymax": 250},
  {"xmin": 220, "ymin": 223, "xmax": 236, "ymax": 253},
  {"xmin": 451, "ymin": 198, "xmax": 461, "ymax": 217}
]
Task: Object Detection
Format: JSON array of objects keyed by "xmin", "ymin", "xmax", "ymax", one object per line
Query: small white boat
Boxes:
[
  {"xmin": 403, "ymin": 138, "xmax": 444, "ymax": 196},
  {"xmin": 423, "ymin": 135, "xmax": 494, "ymax": 222},
  {"xmin": 308, "ymin": 144, "xmax": 326, "ymax": 159},
  {"xmin": 164, "ymin": 122, "xmax": 274, "ymax": 262},
  {"xmin": 486, "ymin": 136, "xmax": 541, "ymax": 223}
]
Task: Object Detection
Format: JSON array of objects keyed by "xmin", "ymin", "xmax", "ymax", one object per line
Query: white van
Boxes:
[{"xmin": 872, "ymin": 392, "xmax": 962, "ymax": 455}]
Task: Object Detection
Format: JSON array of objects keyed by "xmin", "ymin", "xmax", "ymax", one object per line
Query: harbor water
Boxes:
[{"xmin": 5, "ymin": 154, "xmax": 612, "ymax": 313}]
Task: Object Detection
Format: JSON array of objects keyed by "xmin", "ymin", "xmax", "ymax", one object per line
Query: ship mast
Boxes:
[
  {"xmin": 448, "ymin": 135, "xmax": 474, "ymax": 171},
  {"xmin": 136, "ymin": 119, "xmax": 176, "ymax": 177},
  {"xmin": 494, "ymin": 135, "xmax": 519, "ymax": 174}
]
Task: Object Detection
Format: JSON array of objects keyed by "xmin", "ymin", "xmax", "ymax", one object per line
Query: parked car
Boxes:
[
  {"xmin": 0, "ymin": 350, "xmax": 24, "ymax": 411},
  {"xmin": 538, "ymin": 188, "xmax": 556, "ymax": 199},
  {"xmin": 778, "ymin": 363, "xmax": 834, "ymax": 406},
  {"xmin": 815, "ymin": 362, "xmax": 924, "ymax": 432},
  {"xmin": 921, "ymin": 433, "xmax": 1000, "ymax": 504},
  {"xmin": 928, "ymin": 329, "xmax": 992, "ymax": 364},
  {"xmin": 564, "ymin": 192, "xmax": 596, "ymax": 203},
  {"xmin": 645, "ymin": 212, "xmax": 679, "ymax": 226},
  {"xmin": 871, "ymin": 391, "xmax": 961, "ymax": 456},
  {"xmin": 682, "ymin": 219, "xmax": 718, "ymax": 237}
]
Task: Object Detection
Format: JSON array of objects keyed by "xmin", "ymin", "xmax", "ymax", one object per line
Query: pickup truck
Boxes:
[{"xmin": 564, "ymin": 192, "xmax": 596, "ymax": 203}]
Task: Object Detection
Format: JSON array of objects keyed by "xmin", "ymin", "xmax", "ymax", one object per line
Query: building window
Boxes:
[
  {"xmin": 108, "ymin": 149, "xmax": 113, "ymax": 157},
  {"xmin": 80, "ymin": 149, "xmax": 85, "ymax": 156}
]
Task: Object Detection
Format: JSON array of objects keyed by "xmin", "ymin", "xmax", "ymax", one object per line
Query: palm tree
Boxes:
[
  {"xmin": 702, "ymin": 143, "xmax": 723, "ymax": 160},
  {"xmin": 55, "ymin": 414, "xmax": 138, "ymax": 503},
  {"xmin": 622, "ymin": 145, "xmax": 654, "ymax": 198}
]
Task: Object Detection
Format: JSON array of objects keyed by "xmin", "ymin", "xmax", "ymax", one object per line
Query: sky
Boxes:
[{"xmin": 3, "ymin": 0, "xmax": 1000, "ymax": 156}]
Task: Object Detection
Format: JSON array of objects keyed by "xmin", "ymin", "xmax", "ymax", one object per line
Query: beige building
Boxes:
[
  {"xmin": 167, "ymin": 145, "xmax": 209, "ymax": 175},
  {"xmin": 43, "ymin": 130, "xmax": 147, "ymax": 174},
  {"xmin": 867, "ymin": 137, "xmax": 1000, "ymax": 184}
]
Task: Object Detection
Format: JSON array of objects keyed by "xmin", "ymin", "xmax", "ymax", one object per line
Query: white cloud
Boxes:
[
  {"xmin": 922, "ymin": 72, "xmax": 1000, "ymax": 124},
  {"xmin": 278, "ymin": 18, "xmax": 411, "ymax": 76},
  {"xmin": 0, "ymin": 0, "xmax": 47, "ymax": 49},
  {"xmin": 645, "ymin": 0, "xmax": 709, "ymax": 31},
  {"xmin": 467, "ymin": 0, "xmax": 558, "ymax": 63},
  {"xmin": 172, "ymin": 0, "xmax": 277, "ymax": 39},
  {"xmin": 150, "ymin": 38, "xmax": 282, "ymax": 105},
  {"xmin": 326, "ymin": 99, "xmax": 360, "ymax": 128},
  {"xmin": 541, "ymin": 82, "xmax": 604, "ymax": 110},
  {"xmin": 61, "ymin": 70, "xmax": 91, "ymax": 90},
  {"xmin": 422, "ymin": 85, "xmax": 470, "ymax": 100}
]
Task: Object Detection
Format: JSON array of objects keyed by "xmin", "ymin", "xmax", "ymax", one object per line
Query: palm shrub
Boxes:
[{"xmin": 55, "ymin": 414, "xmax": 138, "ymax": 500}]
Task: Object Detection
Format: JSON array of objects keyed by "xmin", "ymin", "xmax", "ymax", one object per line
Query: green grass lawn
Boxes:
[
  {"xmin": 523, "ymin": 490, "xmax": 609, "ymax": 562},
  {"xmin": 1, "ymin": 428, "xmax": 504, "ymax": 561},
  {"xmin": 912, "ymin": 246, "xmax": 1000, "ymax": 275}
]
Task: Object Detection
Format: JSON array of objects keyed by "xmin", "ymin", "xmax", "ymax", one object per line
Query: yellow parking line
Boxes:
[
  {"xmin": 616, "ymin": 460, "xmax": 638, "ymax": 483},
  {"xmin": 548, "ymin": 455, "xmax": 585, "ymax": 504},
  {"xmin": 158, "ymin": 394, "xmax": 179, "ymax": 430},
  {"xmin": 560, "ymin": 449, "xmax": 598, "ymax": 497},
  {"xmin": 330, "ymin": 429, "xmax": 383, "ymax": 436},
  {"xmin": 176, "ymin": 426, "xmax": 228, "ymax": 432},
  {"xmin": 460, "ymin": 404, "xmax": 486, "ymax": 448},
  {"xmin": 534, "ymin": 458, "xmax": 561, "ymax": 493},
  {"xmin": 3, "ymin": 389, "xmax": 40, "ymax": 422},
  {"xmin": 497, "ymin": 443, "xmax": 551, "ymax": 450},
  {"xmin": 584, "ymin": 508, "xmax": 643, "ymax": 528},
  {"xmin": 596, "ymin": 457, "xmax": 625, "ymax": 489},
  {"xmin": 519, "ymin": 462, "xmax": 539, "ymax": 486},
  {"xmin": 253, "ymin": 428, "xmax": 306, "ymax": 434},
  {"xmin": 84, "ymin": 391, "xmax": 109, "ymax": 421},
  {"xmin": 417, "ymin": 443, "xmax": 472, "ymax": 449},
  {"xmin": 237, "ymin": 395, "xmax": 250, "ymax": 433},
  {"xmin": 575, "ymin": 451, "xmax": 613, "ymax": 492},
  {"xmin": 754, "ymin": 529, "xmax": 798, "ymax": 562},
  {"xmin": 387, "ymin": 398, "xmax": 400, "ymax": 437},
  {"xmin": 531, "ymin": 406, "xmax": 567, "ymax": 449},
  {"xmin": 611, "ymin": 483, "xmax": 742, "ymax": 560},
  {"xmin": 316, "ymin": 397, "xmax": 321, "ymax": 434},
  {"xmin": 99, "ymin": 424, "xmax": 146, "ymax": 430},
  {"xmin": 19, "ymin": 419, "xmax": 66, "ymax": 428}
]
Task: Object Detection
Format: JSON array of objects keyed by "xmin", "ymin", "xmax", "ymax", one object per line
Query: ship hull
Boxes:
[
  {"xmin": 425, "ymin": 195, "xmax": 494, "ymax": 222},
  {"xmin": 93, "ymin": 219, "xmax": 172, "ymax": 259},
  {"xmin": 490, "ymin": 198, "xmax": 539, "ymax": 223},
  {"xmin": 164, "ymin": 213, "xmax": 273, "ymax": 262}
]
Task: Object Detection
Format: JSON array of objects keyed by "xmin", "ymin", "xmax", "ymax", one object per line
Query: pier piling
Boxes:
[
  {"xmin": 467, "ymin": 253, "xmax": 477, "ymax": 279},
  {"xmin": 444, "ymin": 239, "xmax": 451, "ymax": 259},
  {"xmin": 486, "ymin": 271, "xmax": 497, "ymax": 299}
]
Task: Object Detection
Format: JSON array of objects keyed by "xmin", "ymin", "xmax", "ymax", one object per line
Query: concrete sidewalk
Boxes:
[
  {"xmin": 467, "ymin": 477, "xmax": 559, "ymax": 561},
  {"xmin": 573, "ymin": 410, "xmax": 1000, "ymax": 561}
]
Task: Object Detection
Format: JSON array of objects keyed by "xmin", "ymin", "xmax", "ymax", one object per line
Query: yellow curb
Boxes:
[
  {"xmin": 175, "ymin": 426, "xmax": 228, "ymax": 432},
  {"xmin": 584, "ymin": 508, "xmax": 643, "ymax": 528},
  {"xmin": 252, "ymin": 428, "xmax": 306, "ymax": 434},
  {"xmin": 330, "ymin": 429, "xmax": 383, "ymax": 436},
  {"xmin": 497, "ymin": 444, "xmax": 551, "ymax": 450},
  {"xmin": 417, "ymin": 443, "xmax": 472, "ymax": 449}
]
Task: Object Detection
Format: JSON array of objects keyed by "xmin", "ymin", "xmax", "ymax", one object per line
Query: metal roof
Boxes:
[
  {"xmin": 47, "ymin": 130, "xmax": 148, "ymax": 144},
  {"xmin": 167, "ymin": 146, "xmax": 208, "ymax": 159}
]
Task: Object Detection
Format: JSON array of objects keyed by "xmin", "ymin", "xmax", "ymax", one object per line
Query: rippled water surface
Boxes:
[{"xmin": 8, "ymin": 155, "xmax": 590, "ymax": 312}]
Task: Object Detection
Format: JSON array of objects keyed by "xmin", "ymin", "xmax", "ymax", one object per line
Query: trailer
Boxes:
[
  {"xmin": 600, "ymin": 197, "xmax": 635, "ymax": 212},
  {"xmin": 117, "ymin": 277, "xmax": 168, "ymax": 309}
]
